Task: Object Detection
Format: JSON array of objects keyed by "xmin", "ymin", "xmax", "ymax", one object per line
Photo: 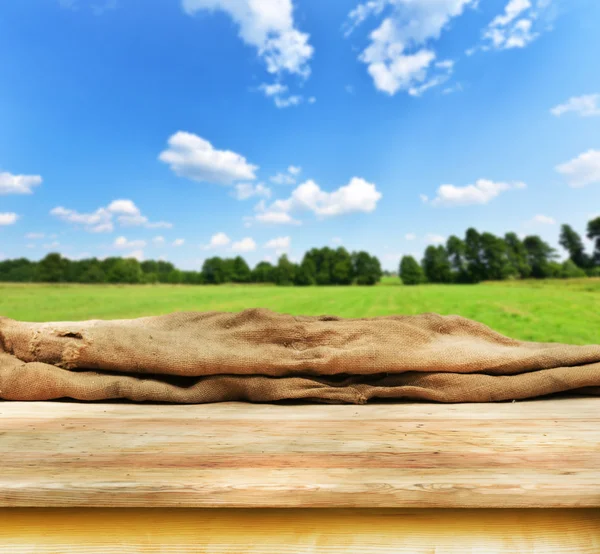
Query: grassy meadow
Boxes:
[{"xmin": 1, "ymin": 277, "xmax": 599, "ymax": 344}]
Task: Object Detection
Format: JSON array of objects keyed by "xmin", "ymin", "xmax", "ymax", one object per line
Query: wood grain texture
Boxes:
[
  {"xmin": 0, "ymin": 398, "xmax": 599, "ymax": 508},
  {"xmin": 1, "ymin": 508, "xmax": 600, "ymax": 553}
]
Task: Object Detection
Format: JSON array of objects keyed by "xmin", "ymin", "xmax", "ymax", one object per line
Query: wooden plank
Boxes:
[
  {"xmin": 0, "ymin": 398, "xmax": 599, "ymax": 508},
  {"xmin": 1, "ymin": 508, "xmax": 599, "ymax": 553}
]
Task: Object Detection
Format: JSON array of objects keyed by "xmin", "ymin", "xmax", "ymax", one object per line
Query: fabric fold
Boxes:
[{"xmin": 1, "ymin": 309, "xmax": 599, "ymax": 403}]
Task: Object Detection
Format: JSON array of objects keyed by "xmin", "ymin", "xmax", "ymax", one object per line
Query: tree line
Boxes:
[
  {"xmin": 0, "ymin": 248, "xmax": 383, "ymax": 286},
  {"xmin": 2, "ymin": 217, "xmax": 598, "ymax": 286},
  {"xmin": 400, "ymin": 218, "xmax": 600, "ymax": 285}
]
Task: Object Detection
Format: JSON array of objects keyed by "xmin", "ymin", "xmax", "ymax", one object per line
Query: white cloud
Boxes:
[
  {"xmin": 0, "ymin": 172, "xmax": 42, "ymax": 195},
  {"xmin": 146, "ymin": 221, "xmax": 173, "ymax": 229},
  {"xmin": 264, "ymin": 236, "xmax": 290, "ymax": 251},
  {"xmin": 419, "ymin": 194, "xmax": 429, "ymax": 203},
  {"xmin": 331, "ymin": 237, "xmax": 343, "ymax": 245},
  {"xmin": 476, "ymin": 0, "xmax": 552, "ymax": 52},
  {"xmin": 43, "ymin": 241, "xmax": 61, "ymax": 249},
  {"xmin": 248, "ymin": 177, "xmax": 381, "ymax": 225},
  {"xmin": 124, "ymin": 249, "xmax": 144, "ymax": 261},
  {"xmin": 0, "ymin": 212, "xmax": 18, "ymax": 226},
  {"xmin": 233, "ymin": 182, "xmax": 272, "ymax": 200},
  {"xmin": 347, "ymin": 0, "xmax": 473, "ymax": 96},
  {"xmin": 556, "ymin": 149, "xmax": 600, "ymax": 188},
  {"xmin": 183, "ymin": 0, "xmax": 313, "ymax": 107},
  {"xmin": 551, "ymin": 94, "xmax": 600, "ymax": 118},
  {"xmin": 252, "ymin": 210, "xmax": 301, "ymax": 225},
  {"xmin": 114, "ymin": 236, "xmax": 147, "ymax": 250},
  {"xmin": 259, "ymin": 83, "xmax": 305, "ymax": 108},
  {"xmin": 25, "ymin": 232, "xmax": 45, "ymax": 239},
  {"xmin": 51, "ymin": 200, "xmax": 171, "ymax": 232},
  {"xmin": 532, "ymin": 214, "xmax": 556, "ymax": 225},
  {"xmin": 231, "ymin": 237, "xmax": 257, "ymax": 252},
  {"xmin": 275, "ymin": 177, "xmax": 382, "ymax": 217},
  {"xmin": 159, "ymin": 131, "xmax": 258, "ymax": 185},
  {"xmin": 429, "ymin": 178, "xmax": 526, "ymax": 206},
  {"xmin": 405, "ymin": 233, "xmax": 416, "ymax": 240},
  {"xmin": 173, "ymin": 238, "xmax": 185, "ymax": 247},
  {"xmin": 202, "ymin": 232, "xmax": 231, "ymax": 249},
  {"xmin": 270, "ymin": 173, "xmax": 295, "ymax": 185},
  {"xmin": 270, "ymin": 165, "xmax": 301, "ymax": 185},
  {"xmin": 152, "ymin": 236, "xmax": 166, "ymax": 246},
  {"xmin": 107, "ymin": 199, "xmax": 138, "ymax": 215},
  {"xmin": 425, "ymin": 233, "xmax": 446, "ymax": 245}
]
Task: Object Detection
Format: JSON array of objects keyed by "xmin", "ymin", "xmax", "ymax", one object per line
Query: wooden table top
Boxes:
[{"xmin": 0, "ymin": 397, "xmax": 599, "ymax": 508}]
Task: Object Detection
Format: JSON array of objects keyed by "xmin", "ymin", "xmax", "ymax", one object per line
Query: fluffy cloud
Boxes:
[
  {"xmin": 233, "ymin": 182, "xmax": 271, "ymax": 200},
  {"xmin": 202, "ymin": 232, "xmax": 231, "ymax": 249},
  {"xmin": 532, "ymin": 214, "xmax": 556, "ymax": 225},
  {"xmin": 346, "ymin": 0, "xmax": 474, "ymax": 95},
  {"xmin": 259, "ymin": 83, "xmax": 304, "ymax": 108},
  {"xmin": 124, "ymin": 250, "xmax": 144, "ymax": 261},
  {"xmin": 425, "ymin": 233, "xmax": 446, "ymax": 245},
  {"xmin": 275, "ymin": 177, "xmax": 382, "ymax": 216},
  {"xmin": 152, "ymin": 236, "xmax": 166, "ymax": 246},
  {"xmin": 331, "ymin": 237, "xmax": 343, "ymax": 245},
  {"xmin": 426, "ymin": 179, "xmax": 526, "ymax": 206},
  {"xmin": 183, "ymin": 0, "xmax": 313, "ymax": 106},
  {"xmin": 51, "ymin": 199, "xmax": 171, "ymax": 232},
  {"xmin": 405, "ymin": 233, "xmax": 416, "ymax": 240},
  {"xmin": 114, "ymin": 236, "xmax": 147, "ymax": 250},
  {"xmin": 159, "ymin": 131, "xmax": 258, "ymax": 185},
  {"xmin": 173, "ymin": 238, "xmax": 185, "ymax": 247},
  {"xmin": 270, "ymin": 165, "xmax": 301, "ymax": 185},
  {"xmin": 551, "ymin": 94, "xmax": 600, "ymax": 118},
  {"xmin": 265, "ymin": 236, "xmax": 290, "ymax": 250},
  {"xmin": 231, "ymin": 237, "xmax": 257, "ymax": 252},
  {"xmin": 248, "ymin": 177, "xmax": 381, "ymax": 225},
  {"xmin": 0, "ymin": 212, "xmax": 18, "ymax": 226},
  {"xmin": 555, "ymin": 149, "xmax": 600, "ymax": 188},
  {"xmin": 0, "ymin": 172, "xmax": 42, "ymax": 195},
  {"xmin": 25, "ymin": 232, "xmax": 45, "ymax": 239},
  {"xmin": 477, "ymin": 0, "xmax": 552, "ymax": 52}
]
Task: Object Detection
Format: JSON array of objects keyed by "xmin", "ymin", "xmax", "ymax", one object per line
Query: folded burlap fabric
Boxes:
[{"xmin": 1, "ymin": 309, "xmax": 599, "ymax": 403}]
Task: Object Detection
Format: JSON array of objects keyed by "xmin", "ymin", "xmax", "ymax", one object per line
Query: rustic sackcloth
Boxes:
[{"xmin": 1, "ymin": 309, "xmax": 600, "ymax": 403}]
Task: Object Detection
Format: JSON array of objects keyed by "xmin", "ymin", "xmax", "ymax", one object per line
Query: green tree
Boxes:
[
  {"xmin": 587, "ymin": 217, "xmax": 600, "ymax": 266},
  {"xmin": 251, "ymin": 261, "xmax": 276, "ymax": 283},
  {"xmin": 79, "ymin": 262, "xmax": 105, "ymax": 283},
  {"xmin": 331, "ymin": 247, "xmax": 353, "ymax": 285},
  {"xmin": 559, "ymin": 260, "xmax": 587, "ymax": 279},
  {"xmin": 202, "ymin": 257, "xmax": 228, "ymax": 284},
  {"xmin": 352, "ymin": 251, "xmax": 382, "ymax": 285},
  {"xmin": 559, "ymin": 224, "xmax": 590, "ymax": 269},
  {"xmin": 446, "ymin": 235, "xmax": 469, "ymax": 283},
  {"xmin": 421, "ymin": 245, "xmax": 452, "ymax": 283},
  {"xmin": 294, "ymin": 257, "xmax": 317, "ymax": 286},
  {"xmin": 232, "ymin": 256, "xmax": 251, "ymax": 283},
  {"xmin": 36, "ymin": 253, "xmax": 68, "ymax": 282},
  {"xmin": 106, "ymin": 258, "xmax": 143, "ymax": 283},
  {"xmin": 523, "ymin": 235, "xmax": 558, "ymax": 278},
  {"xmin": 480, "ymin": 232, "xmax": 513, "ymax": 280},
  {"xmin": 464, "ymin": 228, "xmax": 485, "ymax": 283},
  {"xmin": 274, "ymin": 254, "xmax": 297, "ymax": 286},
  {"xmin": 399, "ymin": 255, "xmax": 425, "ymax": 285},
  {"xmin": 504, "ymin": 232, "xmax": 531, "ymax": 279}
]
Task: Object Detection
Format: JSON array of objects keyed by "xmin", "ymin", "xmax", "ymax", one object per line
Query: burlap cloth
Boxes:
[{"xmin": 1, "ymin": 309, "xmax": 599, "ymax": 403}]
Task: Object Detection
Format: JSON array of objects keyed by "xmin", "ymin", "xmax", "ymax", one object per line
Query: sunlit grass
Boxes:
[{"xmin": 1, "ymin": 278, "xmax": 599, "ymax": 344}]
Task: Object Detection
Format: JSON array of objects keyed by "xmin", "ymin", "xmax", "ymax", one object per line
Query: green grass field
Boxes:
[{"xmin": 1, "ymin": 278, "xmax": 599, "ymax": 344}]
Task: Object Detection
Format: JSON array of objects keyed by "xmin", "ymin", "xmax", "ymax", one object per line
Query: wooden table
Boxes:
[{"xmin": 1, "ymin": 397, "xmax": 599, "ymax": 552}]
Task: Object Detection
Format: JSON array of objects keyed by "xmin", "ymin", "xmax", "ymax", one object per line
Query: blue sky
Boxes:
[{"xmin": 1, "ymin": 0, "xmax": 599, "ymax": 270}]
